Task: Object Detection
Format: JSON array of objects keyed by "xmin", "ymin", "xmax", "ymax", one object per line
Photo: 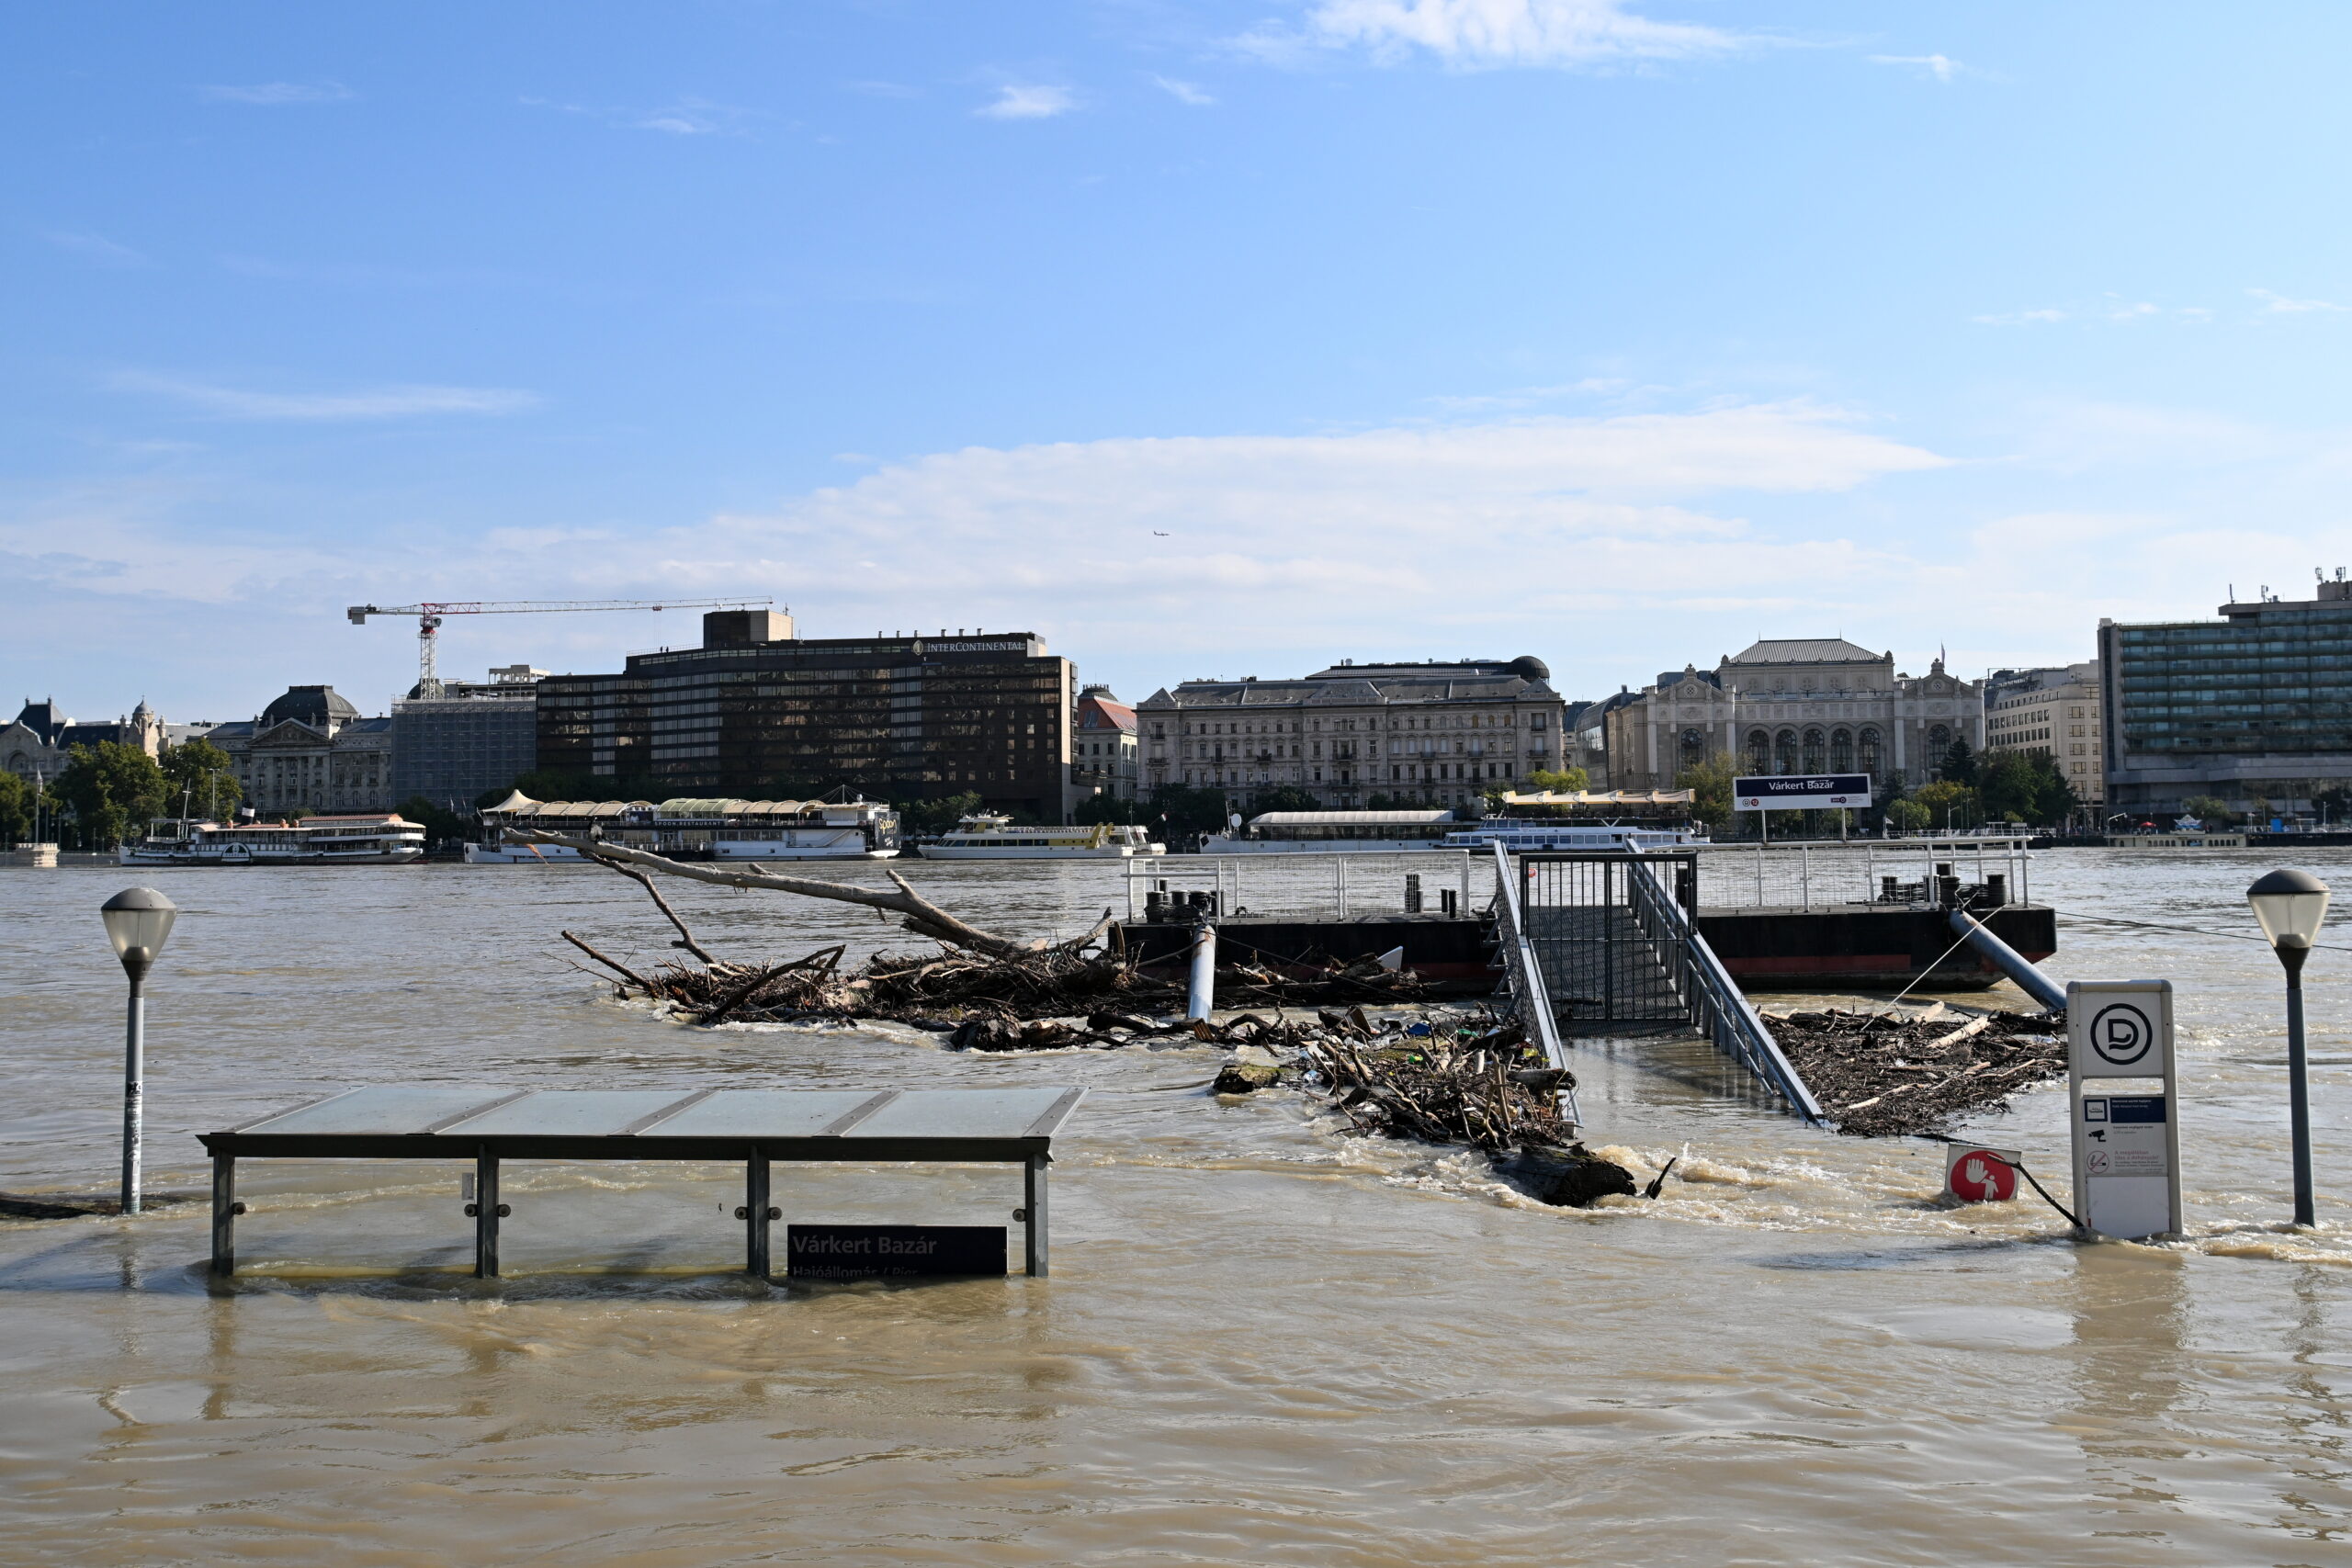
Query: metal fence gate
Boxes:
[
  {"xmin": 1517, "ymin": 852, "xmax": 1698, "ymax": 1026},
  {"xmin": 1512, "ymin": 851, "xmax": 1821, "ymax": 1120}
]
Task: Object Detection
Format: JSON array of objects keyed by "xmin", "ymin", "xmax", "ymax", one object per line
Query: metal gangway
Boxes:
[
  {"xmin": 1495, "ymin": 844, "xmax": 1821, "ymax": 1122},
  {"xmin": 1487, "ymin": 842, "xmax": 1582, "ymax": 1131}
]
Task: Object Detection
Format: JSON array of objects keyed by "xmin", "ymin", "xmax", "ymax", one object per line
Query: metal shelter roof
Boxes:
[{"xmin": 205, "ymin": 1085, "xmax": 1084, "ymax": 1161}]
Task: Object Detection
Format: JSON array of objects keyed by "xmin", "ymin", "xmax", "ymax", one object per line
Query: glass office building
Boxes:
[
  {"xmin": 2098, "ymin": 580, "xmax": 2352, "ymax": 818},
  {"xmin": 537, "ymin": 611, "xmax": 1076, "ymax": 820}
]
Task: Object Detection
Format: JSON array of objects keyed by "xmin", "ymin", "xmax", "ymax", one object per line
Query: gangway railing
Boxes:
[
  {"xmin": 1487, "ymin": 843, "xmax": 1581, "ymax": 1130},
  {"xmin": 1626, "ymin": 855, "xmax": 1824, "ymax": 1122}
]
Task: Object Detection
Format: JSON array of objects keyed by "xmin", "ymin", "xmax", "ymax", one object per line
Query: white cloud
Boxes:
[
  {"xmin": 108, "ymin": 372, "xmax": 539, "ymax": 422},
  {"xmin": 978, "ymin": 85, "xmax": 1077, "ymax": 119},
  {"xmin": 521, "ymin": 94, "xmax": 756, "ymax": 137},
  {"xmin": 2250, "ymin": 287, "xmax": 2351, "ymax": 315},
  {"xmin": 1244, "ymin": 0, "xmax": 1746, "ymax": 69},
  {"xmin": 1153, "ymin": 75, "xmax": 1217, "ymax": 105},
  {"xmin": 41, "ymin": 230, "xmax": 151, "ymax": 268},
  {"xmin": 1869, "ymin": 53, "xmax": 1960, "ymax": 83},
  {"xmin": 198, "ymin": 81, "xmax": 354, "ymax": 105}
]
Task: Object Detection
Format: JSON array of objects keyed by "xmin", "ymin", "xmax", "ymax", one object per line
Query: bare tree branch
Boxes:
[
  {"xmin": 513, "ymin": 830, "xmax": 1036, "ymax": 955},
  {"xmin": 561, "ymin": 930, "xmax": 657, "ymax": 994},
  {"xmin": 594, "ymin": 858, "xmax": 718, "ymax": 964}
]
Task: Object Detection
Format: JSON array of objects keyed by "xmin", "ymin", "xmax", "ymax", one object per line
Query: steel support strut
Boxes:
[
  {"xmin": 473, "ymin": 1151, "xmax": 501, "ymax": 1278},
  {"xmin": 1023, "ymin": 1155, "xmax": 1048, "ymax": 1277},
  {"xmin": 746, "ymin": 1151, "xmax": 773, "ymax": 1277},
  {"xmin": 209, "ymin": 1154, "xmax": 236, "ymax": 1277}
]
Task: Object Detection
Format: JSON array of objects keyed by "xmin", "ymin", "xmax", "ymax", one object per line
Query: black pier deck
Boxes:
[{"xmin": 199, "ymin": 1085, "xmax": 1084, "ymax": 1280}]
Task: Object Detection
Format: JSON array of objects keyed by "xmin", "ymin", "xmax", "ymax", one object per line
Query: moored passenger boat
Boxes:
[
  {"xmin": 119, "ymin": 814, "xmax": 426, "ymax": 866},
  {"xmin": 1198, "ymin": 809, "xmax": 1463, "ymax": 854},
  {"xmin": 1443, "ymin": 818, "xmax": 1707, "ymax": 852},
  {"xmin": 469, "ymin": 794, "xmax": 899, "ymax": 862},
  {"xmin": 917, "ymin": 814, "xmax": 1164, "ymax": 860}
]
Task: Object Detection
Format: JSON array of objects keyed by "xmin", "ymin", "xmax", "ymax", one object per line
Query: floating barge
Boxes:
[{"xmin": 1110, "ymin": 840, "xmax": 2056, "ymax": 1001}]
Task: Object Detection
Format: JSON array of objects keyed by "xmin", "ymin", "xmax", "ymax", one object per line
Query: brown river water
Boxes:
[{"xmin": 3, "ymin": 850, "xmax": 2349, "ymax": 1565}]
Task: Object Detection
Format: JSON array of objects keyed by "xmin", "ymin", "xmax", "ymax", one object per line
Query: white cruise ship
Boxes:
[
  {"xmin": 1443, "ymin": 819, "xmax": 1706, "ymax": 852},
  {"xmin": 918, "ymin": 814, "xmax": 1165, "ymax": 860},
  {"xmin": 119, "ymin": 815, "xmax": 426, "ymax": 866},
  {"xmin": 1199, "ymin": 809, "xmax": 1462, "ymax": 853},
  {"xmin": 469, "ymin": 794, "xmax": 899, "ymax": 863}
]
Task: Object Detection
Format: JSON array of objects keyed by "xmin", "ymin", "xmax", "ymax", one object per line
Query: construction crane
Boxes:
[{"xmin": 347, "ymin": 597, "xmax": 777, "ymax": 695}]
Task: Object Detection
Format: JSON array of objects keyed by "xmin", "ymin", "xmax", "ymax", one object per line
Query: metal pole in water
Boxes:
[
  {"xmin": 2287, "ymin": 958, "xmax": 2314, "ymax": 1227},
  {"xmin": 121, "ymin": 973, "xmax": 144, "ymax": 1215},
  {"xmin": 1187, "ymin": 923, "xmax": 1217, "ymax": 1021}
]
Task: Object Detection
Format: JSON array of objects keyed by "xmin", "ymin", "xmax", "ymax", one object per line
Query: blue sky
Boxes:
[{"xmin": 7, "ymin": 1, "xmax": 2352, "ymax": 721}]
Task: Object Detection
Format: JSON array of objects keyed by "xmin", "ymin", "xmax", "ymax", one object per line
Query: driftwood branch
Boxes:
[
  {"xmin": 596, "ymin": 860, "xmax": 719, "ymax": 964},
  {"xmin": 514, "ymin": 830, "xmax": 1036, "ymax": 956},
  {"xmin": 562, "ymin": 930, "xmax": 655, "ymax": 994}
]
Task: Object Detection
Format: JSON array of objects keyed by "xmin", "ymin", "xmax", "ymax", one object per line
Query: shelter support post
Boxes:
[
  {"xmin": 209, "ymin": 1154, "xmax": 235, "ymax": 1278},
  {"xmin": 473, "ymin": 1151, "xmax": 501, "ymax": 1279},
  {"xmin": 745, "ymin": 1151, "xmax": 774, "ymax": 1278},
  {"xmin": 1024, "ymin": 1155, "xmax": 1048, "ymax": 1278}
]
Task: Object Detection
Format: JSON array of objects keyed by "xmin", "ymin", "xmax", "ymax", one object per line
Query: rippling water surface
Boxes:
[{"xmin": 3, "ymin": 850, "xmax": 2350, "ymax": 1564}]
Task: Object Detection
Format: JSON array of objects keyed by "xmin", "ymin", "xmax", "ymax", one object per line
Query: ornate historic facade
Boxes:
[
  {"xmin": 1138, "ymin": 658, "xmax": 1568, "ymax": 811},
  {"xmin": 1601, "ymin": 639, "xmax": 1984, "ymax": 792},
  {"xmin": 209, "ymin": 686, "xmax": 394, "ymax": 817},
  {"xmin": 4, "ymin": 697, "xmax": 167, "ymax": 783}
]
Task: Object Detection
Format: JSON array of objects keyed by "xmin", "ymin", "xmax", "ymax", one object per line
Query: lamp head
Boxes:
[
  {"xmin": 2248, "ymin": 867, "xmax": 2330, "ymax": 952},
  {"xmin": 100, "ymin": 887, "xmax": 177, "ymax": 979}
]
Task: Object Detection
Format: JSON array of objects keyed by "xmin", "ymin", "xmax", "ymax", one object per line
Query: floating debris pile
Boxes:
[
  {"xmin": 1764, "ymin": 1005, "xmax": 2067, "ymax": 1137},
  {"xmin": 1191, "ymin": 1007, "xmax": 1636, "ymax": 1208}
]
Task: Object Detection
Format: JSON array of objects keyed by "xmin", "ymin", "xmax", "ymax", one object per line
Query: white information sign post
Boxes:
[{"xmin": 2065, "ymin": 979, "xmax": 2182, "ymax": 1241}]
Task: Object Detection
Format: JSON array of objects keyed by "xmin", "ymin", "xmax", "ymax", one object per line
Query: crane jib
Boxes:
[{"xmin": 347, "ymin": 598, "xmax": 780, "ymax": 693}]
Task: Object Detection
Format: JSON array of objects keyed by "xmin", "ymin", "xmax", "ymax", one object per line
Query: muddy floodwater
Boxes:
[{"xmin": 3, "ymin": 849, "xmax": 2350, "ymax": 1565}]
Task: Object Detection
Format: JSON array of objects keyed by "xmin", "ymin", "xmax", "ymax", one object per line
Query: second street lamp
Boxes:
[
  {"xmin": 2247, "ymin": 868, "xmax": 2331, "ymax": 1228},
  {"xmin": 98, "ymin": 887, "xmax": 178, "ymax": 1217}
]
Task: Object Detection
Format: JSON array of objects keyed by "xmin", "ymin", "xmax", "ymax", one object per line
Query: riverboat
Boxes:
[
  {"xmin": 119, "ymin": 815, "xmax": 426, "ymax": 866},
  {"xmin": 1199, "ymin": 810, "xmax": 1463, "ymax": 854},
  {"xmin": 917, "ymin": 814, "xmax": 1164, "ymax": 860},
  {"xmin": 1443, "ymin": 819, "xmax": 1708, "ymax": 852},
  {"xmin": 469, "ymin": 794, "xmax": 899, "ymax": 863}
]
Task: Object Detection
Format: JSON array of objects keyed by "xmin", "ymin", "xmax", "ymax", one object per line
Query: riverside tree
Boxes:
[
  {"xmin": 0, "ymin": 771, "xmax": 31, "ymax": 846},
  {"xmin": 54, "ymin": 741, "xmax": 168, "ymax": 849},
  {"xmin": 161, "ymin": 737, "xmax": 241, "ymax": 818}
]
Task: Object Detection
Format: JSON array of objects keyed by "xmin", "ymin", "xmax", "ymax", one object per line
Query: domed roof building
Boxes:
[{"xmin": 207, "ymin": 684, "xmax": 394, "ymax": 818}]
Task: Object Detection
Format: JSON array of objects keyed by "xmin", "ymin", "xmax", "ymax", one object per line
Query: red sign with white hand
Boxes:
[{"xmin": 1946, "ymin": 1145, "xmax": 2019, "ymax": 1202}]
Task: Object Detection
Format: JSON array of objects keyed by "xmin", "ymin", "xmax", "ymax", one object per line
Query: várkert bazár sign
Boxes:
[
  {"xmin": 786, "ymin": 1224, "xmax": 1007, "ymax": 1279},
  {"xmin": 1732, "ymin": 774, "xmax": 1873, "ymax": 813}
]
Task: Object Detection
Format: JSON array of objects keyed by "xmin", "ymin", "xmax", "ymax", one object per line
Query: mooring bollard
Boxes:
[{"xmin": 1187, "ymin": 923, "xmax": 1217, "ymax": 1021}]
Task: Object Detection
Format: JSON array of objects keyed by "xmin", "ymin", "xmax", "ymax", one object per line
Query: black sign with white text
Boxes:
[{"xmin": 786, "ymin": 1224, "xmax": 1007, "ymax": 1279}]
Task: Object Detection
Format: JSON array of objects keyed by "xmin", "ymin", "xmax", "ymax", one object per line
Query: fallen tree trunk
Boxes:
[{"xmin": 513, "ymin": 829, "xmax": 1051, "ymax": 956}]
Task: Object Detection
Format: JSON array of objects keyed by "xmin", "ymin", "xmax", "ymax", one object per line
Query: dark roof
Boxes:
[
  {"xmin": 260, "ymin": 685, "xmax": 360, "ymax": 728},
  {"xmin": 13, "ymin": 700, "xmax": 65, "ymax": 745}
]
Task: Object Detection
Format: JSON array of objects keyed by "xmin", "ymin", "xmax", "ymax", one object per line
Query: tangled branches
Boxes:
[{"xmin": 1765, "ymin": 1005, "xmax": 2067, "ymax": 1137}]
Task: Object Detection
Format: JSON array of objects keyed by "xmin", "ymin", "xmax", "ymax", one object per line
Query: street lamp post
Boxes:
[
  {"xmin": 99, "ymin": 887, "xmax": 178, "ymax": 1216},
  {"xmin": 2248, "ymin": 868, "xmax": 2331, "ymax": 1228}
]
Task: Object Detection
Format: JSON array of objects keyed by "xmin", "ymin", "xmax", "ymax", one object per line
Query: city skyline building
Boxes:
[
  {"xmin": 1600, "ymin": 639, "xmax": 1986, "ymax": 793},
  {"xmin": 1072, "ymin": 684, "xmax": 1137, "ymax": 806},
  {"xmin": 534, "ymin": 611, "xmax": 1075, "ymax": 820},
  {"xmin": 209, "ymin": 685, "xmax": 395, "ymax": 818},
  {"xmin": 1984, "ymin": 660, "xmax": 2104, "ymax": 809},
  {"xmin": 390, "ymin": 664, "xmax": 546, "ymax": 812},
  {"xmin": 2098, "ymin": 577, "xmax": 2352, "ymax": 818},
  {"xmin": 1136, "ymin": 658, "xmax": 1567, "ymax": 812}
]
